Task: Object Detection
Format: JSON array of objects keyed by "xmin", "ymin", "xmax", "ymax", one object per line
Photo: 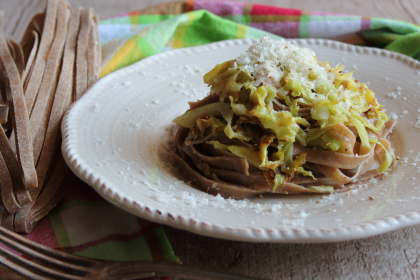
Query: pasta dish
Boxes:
[{"xmin": 171, "ymin": 36, "xmax": 396, "ymax": 200}]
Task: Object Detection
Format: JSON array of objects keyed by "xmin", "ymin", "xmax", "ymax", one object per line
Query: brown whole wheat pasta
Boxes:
[
  {"xmin": 0, "ymin": 1, "xmax": 101, "ymax": 233},
  {"xmin": 0, "ymin": 146, "xmax": 19, "ymax": 214},
  {"xmin": 32, "ymin": 76, "xmax": 56, "ymax": 163},
  {"xmin": 0, "ymin": 117, "xmax": 31, "ymax": 211},
  {"xmin": 29, "ymin": 0, "xmax": 69, "ymax": 153},
  {"xmin": 0, "ymin": 95, "xmax": 7, "ymax": 124},
  {"xmin": 36, "ymin": 6, "xmax": 81, "ymax": 188},
  {"xmin": 20, "ymin": 13, "xmax": 45, "ymax": 60},
  {"xmin": 15, "ymin": 153, "xmax": 72, "ymax": 233},
  {"xmin": 8, "ymin": 39, "xmax": 25, "ymax": 78},
  {"xmin": 75, "ymin": 8, "xmax": 93, "ymax": 100},
  {"xmin": 87, "ymin": 12, "xmax": 100, "ymax": 87},
  {"xmin": 22, "ymin": 31, "xmax": 39, "ymax": 84},
  {"xmin": 24, "ymin": 0, "xmax": 58, "ymax": 116},
  {"xmin": 0, "ymin": 12, "xmax": 38, "ymax": 189},
  {"xmin": 8, "ymin": 0, "xmax": 58, "ymax": 153}
]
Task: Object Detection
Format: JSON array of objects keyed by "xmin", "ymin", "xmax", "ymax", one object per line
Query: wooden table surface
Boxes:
[{"xmin": 2, "ymin": 0, "xmax": 420, "ymax": 279}]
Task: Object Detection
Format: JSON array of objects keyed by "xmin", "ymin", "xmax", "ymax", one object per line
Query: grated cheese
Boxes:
[
  {"xmin": 387, "ymin": 92, "xmax": 397, "ymax": 99},
  {"xmin": 234, "ymin": 35, "xmax": 335, "ymax": 94}
]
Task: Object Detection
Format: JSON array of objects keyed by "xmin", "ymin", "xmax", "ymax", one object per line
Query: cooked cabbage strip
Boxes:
[
  {"xmin": 374, "ymin": 139, "xmax": 395, "ymax": 173},
  {"xmin": 173, "ymin": 103, "xmax": 232, "ymax": 128}
]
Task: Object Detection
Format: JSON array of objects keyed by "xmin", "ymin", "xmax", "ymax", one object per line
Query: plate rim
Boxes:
[{"xmin": 62, "ymin": 38, "xmax": 420, "ymax": 243}]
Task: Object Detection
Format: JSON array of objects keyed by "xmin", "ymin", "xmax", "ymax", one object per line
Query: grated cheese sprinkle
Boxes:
[{"xmin": 235, "ymin": 35, "xmax": 335, "ymax": 94}]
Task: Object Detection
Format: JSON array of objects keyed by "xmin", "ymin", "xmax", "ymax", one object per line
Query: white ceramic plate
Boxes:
[{"xmin": 62, "ymin": 39, "xmax": 420, "ymax": 243}]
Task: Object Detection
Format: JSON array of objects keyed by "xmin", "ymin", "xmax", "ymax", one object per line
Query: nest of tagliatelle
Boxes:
[{"xmin": 171, "ymin": 36, "xmax": 396, "ymax": 200}]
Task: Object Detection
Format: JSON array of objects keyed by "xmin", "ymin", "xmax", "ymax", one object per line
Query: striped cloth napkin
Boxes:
[
  {"xmin": 99, "ymin": 0, "xmax": 420, "ymax": 78},
  {"xmin": 3, "ymin": 0, "xmax": 419, "ymax": 278}
]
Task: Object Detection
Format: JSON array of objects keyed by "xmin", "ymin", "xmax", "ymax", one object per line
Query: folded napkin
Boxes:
[{"xmin": 10, "ymin": 0, "xmax": 419, "ymax": 272}]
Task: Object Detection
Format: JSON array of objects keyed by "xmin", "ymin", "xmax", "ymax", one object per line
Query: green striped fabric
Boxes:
[{"xmin": 99, "ymin": 1, "xmax": 420, "ymax": 78}]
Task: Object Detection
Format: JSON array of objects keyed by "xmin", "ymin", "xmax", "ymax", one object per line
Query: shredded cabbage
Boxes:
[
  {"xmin": 174, "ymin": 36, "xmax": 391, "ymax": 191},
  {"xmin": 349, "ymin": 114, "xmax": 371, "ymax": 154},
  {"xmin": 321, "ymin": 132, "xmax": 343, "ymax": 152},
  {"xmin": 377, "ymin": 142, "xmax": 393, "ymax": 173},
  {"xmin": 370, "ymin": 139, "xmax": 393, "ymax": 173},
  {"xmin": 206, "ymin": 141, "xmax": 262, "ymax": 167},
  {"xmin": 173, "ymin": 103, "xmax": 232, "ymax": 128},
  {"xmin": 273, "ymin": 174, "xmax": 285, "ymax": 193}
]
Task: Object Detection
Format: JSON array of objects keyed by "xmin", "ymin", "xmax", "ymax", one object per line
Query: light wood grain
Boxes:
[
  {"xmin": 164, "ymin": 224, "xmax": 420, "ymax": 279},
  {"xmin": 1, "ymin": 1, "xmax": 420, "ymax": 279}
]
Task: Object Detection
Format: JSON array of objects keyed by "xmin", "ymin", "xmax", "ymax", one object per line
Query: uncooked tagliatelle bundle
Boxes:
[
  {"xmin": 172, "ymin": 36, "xmax": 397, "ymax": 200},
  {"xmin": 0, "ymin": 0, "xmax": 100, "ymax": 232}
]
